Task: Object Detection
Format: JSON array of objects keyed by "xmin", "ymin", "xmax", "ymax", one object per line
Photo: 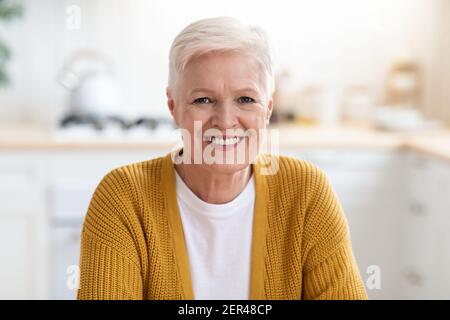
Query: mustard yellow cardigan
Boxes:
[{"xmin": 77, "ymin": 152, "xmax": 368, "ymax": 300}]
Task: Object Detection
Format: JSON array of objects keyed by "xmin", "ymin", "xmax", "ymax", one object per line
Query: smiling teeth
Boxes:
[{"xmin": 208, "ymin": 137, "xmax": 241, "ymax": 145}]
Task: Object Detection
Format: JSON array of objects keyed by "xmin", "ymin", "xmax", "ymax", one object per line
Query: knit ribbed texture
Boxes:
[{"xmin": 77, "ymin": 153, "xmax": 368, "ymax": 300}]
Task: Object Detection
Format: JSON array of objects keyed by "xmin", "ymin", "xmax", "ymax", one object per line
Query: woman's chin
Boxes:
[{"xmin": 202, "ymin": 162, "xmax": 251, "ymax": 175}]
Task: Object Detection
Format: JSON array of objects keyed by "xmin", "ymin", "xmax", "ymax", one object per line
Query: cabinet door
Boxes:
[
  {"xmin": 0, "ymin": 217, "xmax": 33, "ymax": 299},
  {"xmin": 429, "ymin": 159, "xmax": 450, "ymax": 299},
  {"xmin": 400, "ymin": 206, "xmax": 436, "ymax": 299},
  {"xmin": 49, "ymin": 226, "xmax": 83, "ymax": 300},
  {"xmin": 401, "ymin": 154, "xmax": 450, "ymax": 299},
  {"xmin": 0, "ymin": 160, "xmax": 46, "ymax": 299}
]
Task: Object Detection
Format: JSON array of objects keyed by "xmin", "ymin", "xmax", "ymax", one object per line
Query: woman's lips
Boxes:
[{"xmin": 203, "ymin": 135, "xmax": 245, "ymax": 151}]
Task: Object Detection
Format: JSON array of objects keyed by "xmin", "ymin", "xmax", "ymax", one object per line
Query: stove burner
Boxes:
[{"xmin": 59, "ymin": 114, "xmax": 174, "ymax": 131}]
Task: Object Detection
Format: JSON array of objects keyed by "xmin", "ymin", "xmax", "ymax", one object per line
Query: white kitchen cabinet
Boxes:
[
  {"xmin": 433, "ymin": 160, "xmax": 450, "ymax": 300},
  {"xmin": 0, "ymin": 158, "xmax": 47, "ymax": 299},
  {"xmin": 49, "ymin": 226, "xmax": 83, "ymax": 300},
  {"xmin": 400, "ymin": 152, "xmax": 450, "ymax": 299},
  {"xmin": 0, "ymin": 216, "xmax": 33, "ymax": 299}
]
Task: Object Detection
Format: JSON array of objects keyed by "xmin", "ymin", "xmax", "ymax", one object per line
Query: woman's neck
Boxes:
[{"xmin": 174, "ymin": 163, "xmax": 252, "ymax": 204}]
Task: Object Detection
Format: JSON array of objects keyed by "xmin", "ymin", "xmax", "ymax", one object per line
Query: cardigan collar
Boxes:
[{"xmin": 161, "ymin": 150, "xmax": 269, "ymax": 300}]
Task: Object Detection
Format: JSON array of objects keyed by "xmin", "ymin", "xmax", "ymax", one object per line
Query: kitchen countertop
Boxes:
[{"xmin": 1, "ymin": 123, "xmax": 450, "ymax": 163}]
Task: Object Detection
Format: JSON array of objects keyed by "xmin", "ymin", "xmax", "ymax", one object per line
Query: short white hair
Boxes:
[{"xmin": 168, "ymin": 16, "xmax": 275, "ymax": 98}]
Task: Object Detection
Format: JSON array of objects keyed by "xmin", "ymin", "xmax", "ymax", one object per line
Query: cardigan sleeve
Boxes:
[
  {"xmin": 77, "ymin": 169, "xmax": 144, "ymax": 300},
  {"xmin": 77, "ymin": 231, "xmax": 143, "ymax": 299},
  {"xmin": 301, "ymin": 167, "xmax": 368, "ymax": 300}
]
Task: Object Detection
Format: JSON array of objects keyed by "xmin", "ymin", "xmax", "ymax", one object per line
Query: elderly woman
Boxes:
[{"xmin": 77, "ymin": 17, "xmax": 367, "ymax": 300}]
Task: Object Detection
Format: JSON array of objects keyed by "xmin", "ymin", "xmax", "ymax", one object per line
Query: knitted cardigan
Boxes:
[{"xmin": 77, "ymin": 152, "xmax": 368, "ymax": 300}]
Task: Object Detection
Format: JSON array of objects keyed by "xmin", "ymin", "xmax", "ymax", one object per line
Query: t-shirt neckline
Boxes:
[{"xmin": 174, "ymin": 167, "xmax": 255, "ymax": 219}]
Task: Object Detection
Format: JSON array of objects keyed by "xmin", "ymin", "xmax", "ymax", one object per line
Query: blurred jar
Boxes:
[
  {"xmin": 272, "ymin": 69, "xmax": 298, "ymax": 123},
  {"xmin": 296, "ymin": 85, "xmax": 344, "ymax": 126},
  {"xmin": 341, "ymin": 85, "xmax": 375, "ymax": 126},
  {"xmin": 385, "ymin": 56, "xmax": 422, "ymax": 109},
  {"xmin": 295, "ymin": 85, "xmax": 323, "ymax": 125},
  {"xmin": 320, "ymin": 85, "xmax": 343, "ymax": 126}
]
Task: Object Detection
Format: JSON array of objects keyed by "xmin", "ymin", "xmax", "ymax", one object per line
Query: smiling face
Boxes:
[{"xmin": 167, "ymin": 51, "xmax": 273, "ymax": 174}]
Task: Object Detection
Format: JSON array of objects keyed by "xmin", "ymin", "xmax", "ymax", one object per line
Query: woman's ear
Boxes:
[
  {"xmin": 166, "ymin": 88, "xmax": 180, "ymax": 128},
  {"xmin": 265, "ymin": 99, "xmax": 273, "ymax": 126},
  {"xmin": 166, "ymin": 87, "xmax": 176, "ymax": 117}
]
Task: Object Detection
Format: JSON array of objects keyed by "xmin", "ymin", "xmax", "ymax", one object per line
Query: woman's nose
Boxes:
[{"xmin": 211, "ymin": 100, "xmax": 239, "ymax": 129}]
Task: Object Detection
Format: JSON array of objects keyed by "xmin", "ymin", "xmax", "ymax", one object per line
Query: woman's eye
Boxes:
[
  {"xmin": 193, "ymin": 97, "xmax": 213, "ymax": 104},
  {"xmin": 238, "ymin": 96, "xmax": 255, "ymax": 104}
]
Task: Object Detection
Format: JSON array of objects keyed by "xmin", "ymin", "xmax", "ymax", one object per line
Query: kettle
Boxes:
[{"xmin": 58, "ymin": 50, "xmax": 122, "ymax": 118}]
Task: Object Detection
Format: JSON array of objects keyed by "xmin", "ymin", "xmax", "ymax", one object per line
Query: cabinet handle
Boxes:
[
  {"xmin": 414, "ymin": 157, "xmax": 428, "ymax": 170},
  {"xmin": 404, "ymin": 270, "xmax": 425, "ymax": 287},
  {"xmin": 409, "ymin": 203, "xmax": 427, "ymax": 216},
  {"xmin": 70, "ymin": 231, "xmax": 81, "ymax": 242}
]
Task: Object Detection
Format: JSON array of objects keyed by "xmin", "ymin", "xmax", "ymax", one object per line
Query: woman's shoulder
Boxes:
[
  {"xmin": 103, "ymin": 154, "xmax": 167, "ymax": 185},
  {"xmin": 86, "ymin": 154, "xmax": 167, "ymax": 220},
  {"xmin": 89, "ymin": 155, "xmax": 168, "ymax": 209}
]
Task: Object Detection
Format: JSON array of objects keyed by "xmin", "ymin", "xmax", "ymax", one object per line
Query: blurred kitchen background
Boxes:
[{"xmin": 0, "ymin": 0, "xmax": 449, "ymax": 299}]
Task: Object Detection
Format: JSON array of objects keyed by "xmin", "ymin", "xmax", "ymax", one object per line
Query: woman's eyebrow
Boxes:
[
  {"xmin": 189, "ymin": 88, "xmax": 215, "ymax": 95},
  {"xmin": 189, "ymin": 87, "xmax": 260, "ymax": 95},
  {"xmin": 234, "ymin": 88, "xmax": 260, "ymax": 95}
]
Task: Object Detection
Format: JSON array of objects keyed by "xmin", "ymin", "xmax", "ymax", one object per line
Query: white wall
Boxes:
[
  {"xmin": 0, "ymin": 0, "xmax": 446, "ymax": 126},
  {"xmin": 0, "ymin": 0, "xmax": 60, "ymax": 126}
]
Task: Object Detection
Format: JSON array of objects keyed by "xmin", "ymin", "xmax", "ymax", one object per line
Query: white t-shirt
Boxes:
[{"xmin": 174, "ymin": 169, "xmax": 255, "ymax": 300}]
